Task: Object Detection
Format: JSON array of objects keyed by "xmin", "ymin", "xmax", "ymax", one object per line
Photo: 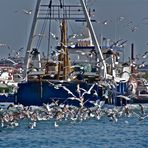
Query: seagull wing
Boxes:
[
  {"xmin": 143, "ymin": 114, "xmax": 148, "ymax": 119},
  {"xmin": 67, "ymin": 97, "xmax": 80, "ymax": 102},
  {"xmin": 87, "ymin": 84, "xmax": 95, "ymax": 94},
  {"xmin": 22, "ymin": 9, "xmax": 32, "ymax": 14},
  {"xmin": 62, "ymin": 86, "xmax": 76, "ymax": 97},
  {"xmin": 117, "ymin": 95, "xmax": 131, "ymax": 100},
  {"xmin": 132, "ymin": 111, "xmax": 140, "ymax": 118},
  {"xmin": 79, "ymin": 88, "xmax": 87, "ymax": 92},
  {"xmin": 99, "ymin": 101, "xmax": 105, "ymax": 108}
]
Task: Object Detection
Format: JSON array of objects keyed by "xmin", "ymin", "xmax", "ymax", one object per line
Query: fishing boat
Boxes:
[
  {"xmin": 14, "ymin": 0, "xmax": 129, "ymax": 107},
  {"xmin": 0, "ymin": 56, "xmax": 23, "ymax": 103}
]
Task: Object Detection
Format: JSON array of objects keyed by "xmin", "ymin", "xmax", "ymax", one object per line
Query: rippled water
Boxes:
[{"xmin": 0, "ymin": 112, "xmax": 148, "ymax": 148}]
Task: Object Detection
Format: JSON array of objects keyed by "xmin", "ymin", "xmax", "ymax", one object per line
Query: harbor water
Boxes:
[{"xmin": 0, "ymin": 108, "xmax": 147, "ymax": 148}]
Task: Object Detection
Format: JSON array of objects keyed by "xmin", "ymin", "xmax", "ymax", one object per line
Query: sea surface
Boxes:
[{"xmin": 0, "ymin": 107, "xmax": 148, "ymax": 148}]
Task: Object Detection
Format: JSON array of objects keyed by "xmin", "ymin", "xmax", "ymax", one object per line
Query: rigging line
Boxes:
[
  {"xmin": 62, "ymin": 0, "xmax": 64, "ymax": 6},
  {"xmin": 68, "ymin": 21, "xmax": 75, "ymax": 35},
  {"xmin": 36, "ymin": 12, "xmax": 48, "ymax": 49},
  {"xmin": 36, "ymin": 1, "xmax": 52, "ymax": 49},
  {"xmin": 36, "ymin": 10, "xmax": 48, "ymax": 49},
  {"xmin": 85, "ymin": 0, "xmax": 94, "ymax": 7},
  {"xmin": 62, "ymin": 0, "xmax": 67, "ymax": 19},
  {"xmin": 88, "ymin": 0, "xmax": 96, "ymax": 7}
]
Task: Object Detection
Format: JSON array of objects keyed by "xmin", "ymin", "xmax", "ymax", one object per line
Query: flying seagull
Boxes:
[
  {"xmin": 142, "ymin": 51, "xmax": 148, "ymax": 59},
  {"xmin": 22, "ymin": 9, "xmax": 32, "ymax": 15}
]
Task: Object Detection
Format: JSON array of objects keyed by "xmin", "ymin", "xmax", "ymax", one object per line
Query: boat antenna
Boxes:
[
  {"xmin": 49, "ymin": 0, "xmax": 62, "ymax": 8},
  {"xmin": 24, "ymin": 0, "xmax": 41, "ymax": 79},
  {"xmin": 80, "ymin": 0, "xmax": 107, "ymax": 78},
  {"xmin": 47, "ymin": 0, "xmax": 53, "ymax": 63},
  {"xmin": 48, "ymin": 0, "xmax": 52, "ymax": 8},
  {"xmin": 59, "ymin": 0, "xmax": 63, "ymax": 8}
]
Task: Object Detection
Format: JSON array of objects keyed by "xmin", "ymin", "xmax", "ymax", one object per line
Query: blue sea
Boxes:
[{"xmin": 0, "ymin": 110, "xmax": 148, "ymax": 148}]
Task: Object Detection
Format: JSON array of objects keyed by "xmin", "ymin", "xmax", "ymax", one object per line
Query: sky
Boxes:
[{"xmin": 0, "ymin": 0, "xmax": 148, "ymax": 63}]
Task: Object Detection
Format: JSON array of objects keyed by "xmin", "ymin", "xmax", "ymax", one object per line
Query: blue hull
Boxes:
[
  {"xmin": 16, "ymin": 81, "xmax": 103, "ymax": 107},
  {"xmin": 0, "ymin": 94, "xmax": 15, "ymax": 103},
  {"xmin": 0, "ymin": 80, "xmax": 130, "ymax": 107}
]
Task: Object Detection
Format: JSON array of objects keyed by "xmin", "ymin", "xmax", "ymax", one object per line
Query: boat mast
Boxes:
[
  {"xmin": 80, "ymin": 0, "xmax": 107, "ymax": 78},
  {"xmin": 57, "ymin": 19, "xmax": 71, "ymax": 80},
  {"xmin": 24, "ymin": 0, "xmax": 41, "ymax": 79}
]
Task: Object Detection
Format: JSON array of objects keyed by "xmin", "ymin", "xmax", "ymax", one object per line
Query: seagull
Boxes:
[
  {"xmin": 81, "ymin": 83, "xmax": 96, "ymax": 97},
  {"xmin": 68, "ymin": 34, "xmax": 78, "ymax": 39},
  {"xmin": 43, "ymin": 103, "xmax": 51, "ymax": 112},
  {"xmin": 102, "ymin": 89, "xmax": 109, "ymax": 99},
  {"xmin": 116, "ymin": 95, "xmax": 131, "ymax": 101},
  {"xmin": 138, "ymin": 61, "xmax": 146, "ymax": 68},
  {"xmin": 102, "ymin": 20, "xmax": 109, "ymax": 25},
  {"xmin": 133, "ymin": 111, "xmax": 148, "ymax": 121},
  {"xmin": 51, "ymin": 48, "xmax": 66, "ymax": 57},
  {"xmin": 125, "ymin": 120, "xmax": 129, "ymax": 124},
  {"xmin": 130, "ymin": 26, "xmax": 138, "ymax": 32},
  {"xmin": 50, "ymin": 32, "xmax": 58, "ymax": 40},
  {"xmin": 89, "ymin": 100, "xmax": 105, "ymax": 109},
  {"xmin": 22, "ymin": 9, "xmax": 32, "ymax": 15},
  {"xmin": 0, "ymin": 43, "xmax": 10, "ymax": 49},
  {"xmin": 70, "ymin": 44, "xmax": 76, "ymax": 48},
  {"xmin": 118, "ymin": 16, "xmax": 125, "ymax": 22},
  {"xmin": 107, "ymin": 109, "xmax": 118, "ymax": 122},
  {"xmin": 139, "ymin": 104, "xmax": 145, "ymax": 115},
  {"xmin": 32, "ymin": 33, "xmax": 45, "ymax": 38},
  {"xmin": 7, "ymin": 104, "xmax": 14, "ymax": 110},
  {"xmin": 62, "ymin": 86, "xmax": 77, "ymax": 98},
  {"xmin": 142, "ymin": 51, "xmax": 148, "ymax": 59},
  {"xmin": 118, "ymin": 40, "xmax": 128, "ymax": 48},
  {"xmin": 67, "ymin": 95, "xmax": 88, "ymax": 108},
  {"xmin": 110, "ymin": 39, "xmax": 123, "ymax": 48},
  {"xmin": 59, "ymin": 42, "xmax": 68, "ymax": 48},
  {"xmin": 28, "ymin": 121, "xmax": 37, "ymax": 129},
  {"xmin": 124, "ymin": 106, "xmax": 130, "ymax": 117},
  {"xmin": 17, "ymin": 47, "xmax": 24, "ymax": 52},
  {"xmin": 54, "ymin": 121, "xmax": 59, "ymax": 128}
]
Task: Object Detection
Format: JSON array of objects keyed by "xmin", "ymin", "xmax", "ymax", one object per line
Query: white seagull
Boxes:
[
  {"xmin": 22, "ymin": 9, "xmax": 32, "ymax": 15},
  {"xmin": 54, "ymin": 121, "xmax": 59, "ymax": 128},
  {"xmin": 0, "ymin": 43, "xmax": 10, "ymax": 49},
  {"xmin": 82, "ymin": 84, "xmax": 96, "ymax": 97},
  {"xmin": 116, "ymin": 95, "xmax": 131, "ymax": 101},
  {"xmin": 142, "ymin": 51, "xmax": 148, "ymax": 59},
  {"xmin": 50, "ymin": 32, "xmax": 58, "ymax": 40},
  {"xmin": 62, "ymin": 86, "xmax": 77, "ymax": 98}
]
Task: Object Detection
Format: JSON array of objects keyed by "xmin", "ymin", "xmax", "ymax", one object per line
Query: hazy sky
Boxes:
[{"xmin": 0, "ymin": 0, "xmax": 148, "ymax": 62}]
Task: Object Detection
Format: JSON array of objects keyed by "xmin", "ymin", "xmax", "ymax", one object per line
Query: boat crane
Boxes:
[{"xmin": 24, "ymin": 0, "xmax": 107, "ymax": 80}]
